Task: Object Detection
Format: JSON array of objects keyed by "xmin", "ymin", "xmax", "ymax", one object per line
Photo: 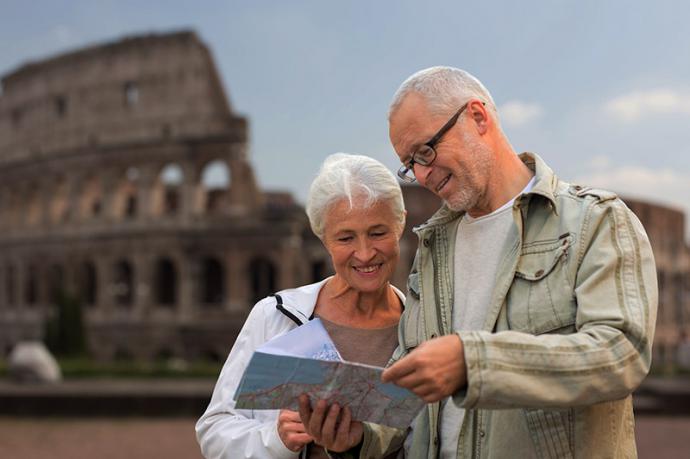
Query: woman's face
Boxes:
[{"xmin": 322, "ymin": 198, "xmax": 403, "ymax": 294}]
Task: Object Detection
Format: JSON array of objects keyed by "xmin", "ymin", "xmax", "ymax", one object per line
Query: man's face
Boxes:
[{"xmin": 389, "ymin": 93, "xmax": 492, "ymax": 213}]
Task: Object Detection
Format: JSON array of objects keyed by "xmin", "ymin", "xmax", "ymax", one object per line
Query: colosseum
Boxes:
[
  {"xmin": 0, "ymin": 31, "xmax": 334, "ymax": 362},
  {"xmin": 0, "ymin": 30, "xmax": 688, "ymax": 370}
]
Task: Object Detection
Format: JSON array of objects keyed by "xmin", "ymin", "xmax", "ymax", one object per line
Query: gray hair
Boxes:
[
  {"xmin": 306, "ymin": 153, "xmax": 405, "ymax": 239},
  {"xmin": 388, "ymin": 66, "xmax": 498, "ymax": 120}
]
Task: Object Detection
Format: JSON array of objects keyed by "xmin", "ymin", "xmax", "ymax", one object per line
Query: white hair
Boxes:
[
  {"xmin": 306, "ymin": 153, "xmax": 405, "ymax": 239},
  {"xmin": 388, "ymin": 66, "xmax": 498, "ymax": 120}
]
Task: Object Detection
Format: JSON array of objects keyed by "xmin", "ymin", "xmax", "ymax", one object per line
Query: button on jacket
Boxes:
[{"xmin": 359, "ymin": 153, "xmax": 658, "ymax": 459}]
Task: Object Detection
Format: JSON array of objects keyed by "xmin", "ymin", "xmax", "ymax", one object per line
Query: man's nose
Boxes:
[{"xmin": 414, "ymin": 163, "xmax": 433, "ymax": 185}]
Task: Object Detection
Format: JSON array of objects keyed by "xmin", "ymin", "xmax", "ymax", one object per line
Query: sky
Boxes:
[{"xmin": 1, "ymin": 0, "xmax": 690, "ymax": 239}]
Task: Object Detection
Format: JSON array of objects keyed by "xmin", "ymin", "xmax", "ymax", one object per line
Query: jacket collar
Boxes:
[
  {"xmin": 518, "ymin": 152, "xmax": 559, "ymax": 213},
  {"xmin": 276, "ymin": 277, "xmax": 405, "ymax": 325},
  {"xmin": 276, "ymin": 278, "xmax": 330, "ymax": 324},
  {"xmin": 414, "ymin": 152, "xmax": 559, "ymax": 233}
]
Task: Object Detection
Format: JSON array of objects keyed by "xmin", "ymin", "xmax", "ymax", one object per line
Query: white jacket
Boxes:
[{"xmin": 195, "ymin": 278, "xmax": 405, "ymax": 459}]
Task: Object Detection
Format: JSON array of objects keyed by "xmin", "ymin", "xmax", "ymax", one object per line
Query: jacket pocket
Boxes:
[
  {"xmin": 506, "ymin": 235, "xmax": 576, "ymax": 334},
  {"xmin": 523, "ymin": 408, "xmax": 574, "ymax": 459}
]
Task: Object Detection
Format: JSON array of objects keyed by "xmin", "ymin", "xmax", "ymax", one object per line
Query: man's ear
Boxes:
[{"xmin": 469, "ymin": 100, "xmax": 489, "ymax": 135}]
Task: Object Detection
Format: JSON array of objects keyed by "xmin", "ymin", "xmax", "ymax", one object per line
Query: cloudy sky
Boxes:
[{"xmin": 2, "ymin": 1, "xmax": 689, "ymax": 238}]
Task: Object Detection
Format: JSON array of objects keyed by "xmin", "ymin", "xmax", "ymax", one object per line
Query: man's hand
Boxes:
[
  {"xmin": 381, "ymin": 334, "xmax": 467, "ymax": 403},
  {"xmin": 298, "ymin": 395, "xmax": 363, "ymax": 453},
  {"xmin": 277, "ymin": 409, "xmax": 313, "ymax": 452}
]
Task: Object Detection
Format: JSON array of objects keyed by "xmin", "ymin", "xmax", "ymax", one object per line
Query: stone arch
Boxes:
[
  {"xmin": 47, "ymin": 264, "xmax": 64, "ymax": 303},
  {"xmin": 200, "ymin": 257, "xmax": 225, "ymax": 305},
  {"xmin": 49, "ymin": 179, "xmax": 70, "ymax": 224},
  {"xmin": 24, "ymin": 264, "xmax": 39, "ymax": 306},
  {"xmin": 200, "ymin": 159, "xmax": 231, "ymax": 214},
  {"xmin": 0, "ymin": 189, "xmax": 5, "ymax": 229},
  {"xmin": 113, "ymin": 260, "xmax": 135, "ymax": 306},
  {"xmin": 79, "ymin": 261, "xmax": 97, "ymax": 306},
  {"xmin": 25, "ymin": 187, "xmax": 42, "ymax": 227},
  {"xmin": 5, "ymin": 264, "xmax": 16, "ymax": 306},
  {"xmin": 80, "ymin": 176, "xmax": 103, "ymax": 219},
  {"xmin": 310, "ymin": 259, "xmax": 329, "ymax": 284},
  {"xmin": 4, "ymin": 190, "xmax": 22, "ymax": 228},
  {"xmin": 154, "ymin": 257, "xmax": 178, "ymax": 306},
  {"xmin": 152, "ymin": 163, "xmax": 184, "ymax": 217},
  {"xmin": 124, "ymin": 81, "xmax": 139, "ymax": 107},
  {"xmin": 112, "ymin": 167, "xmax": 140, "ymax": 219},
  {"xmin": 249, "ymin": 257, "xmax": 277, "ymax": 304}
]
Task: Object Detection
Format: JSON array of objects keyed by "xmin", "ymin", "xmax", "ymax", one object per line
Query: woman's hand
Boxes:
[
  {"xmin": 298, "ymin": 395, "xmax": 363, "ymax": 453},
  {"xmin": 277, "ymin": 409, "xmax": 313, "ymax": 452}
]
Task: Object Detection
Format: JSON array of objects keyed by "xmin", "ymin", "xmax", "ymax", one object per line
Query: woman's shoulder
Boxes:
[{"xmin": 250, "ymin": 278, "xmax": 330, "ymax": 324}]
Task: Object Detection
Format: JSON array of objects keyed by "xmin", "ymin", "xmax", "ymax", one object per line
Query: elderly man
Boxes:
[
  {"xmin": 363, "ymin": 67, "xmax": 657, "ymax": 458},
  {"xmin": 299, "ymin": 67, "xmax": 657, "ymax": 458}
]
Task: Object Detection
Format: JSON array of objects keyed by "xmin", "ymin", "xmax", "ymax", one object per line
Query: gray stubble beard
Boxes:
[{"xmin": 443, "ymin": 132, "xmax": 493, "ymax": 213}]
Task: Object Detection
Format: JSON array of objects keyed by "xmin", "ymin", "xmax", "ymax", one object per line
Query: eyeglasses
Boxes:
[{"xmin": 396, "ymin": 101, "xmax": 475, "ymax": 183}]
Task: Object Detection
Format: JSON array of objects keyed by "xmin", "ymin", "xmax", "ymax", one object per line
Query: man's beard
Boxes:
[{"xmin": 443, "ymin": 133, "xmax": 492, "ymax": 213}]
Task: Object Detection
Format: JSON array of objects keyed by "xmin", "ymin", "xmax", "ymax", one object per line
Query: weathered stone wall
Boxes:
[
  {"xmin": 624, "ymin": 198, "xmax": 690, "ymax": 369},
  {"xmin": 0, "ymin": 31, "xmax": 329, "ymax": 361}
]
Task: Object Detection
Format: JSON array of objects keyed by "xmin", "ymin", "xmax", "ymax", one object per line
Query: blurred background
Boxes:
[{"xmin": 0, "ymin": 1, "xmax": 689, "ymax": 457}]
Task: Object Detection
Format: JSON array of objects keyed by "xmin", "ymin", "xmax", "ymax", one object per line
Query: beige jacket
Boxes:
[{"xmin": 360, "ymin": 153, "xmax": 658, "ymax": 459}]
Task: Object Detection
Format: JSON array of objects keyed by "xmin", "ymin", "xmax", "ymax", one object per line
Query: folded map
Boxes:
[{"xmin": 233, "ymin": 319, "xmax": 424, "ymax": 429}]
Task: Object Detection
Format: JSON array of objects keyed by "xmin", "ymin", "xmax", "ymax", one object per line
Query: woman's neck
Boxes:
[{"xmin": 315, "ymin": 276, "xmax": 401, "ymax": 328}]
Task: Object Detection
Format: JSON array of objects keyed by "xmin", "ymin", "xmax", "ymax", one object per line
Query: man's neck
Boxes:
[{"xmin": 467, "ymin": 147, "xmax": 533, "ymax": 218}]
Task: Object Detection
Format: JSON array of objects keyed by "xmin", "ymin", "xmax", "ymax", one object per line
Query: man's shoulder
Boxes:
[
  {"xmin": 525, "ymin": 178, "xmax": 630, "ymax": 240},
  {"xmin": 553, "ymin": 179, "xmax": 622, "ymax": 212},
  {"xmin": 566, "ymin": 184, "xmax": 618, "ymax": 203},
  {"xmin": 550, "ymin": 180, "xmax": 643, "ymax": 239}
]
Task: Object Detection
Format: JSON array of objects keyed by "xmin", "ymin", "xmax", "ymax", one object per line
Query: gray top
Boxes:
[{"xmin": 308, "ymin": 316, "xmax": 400, "ymax": 459}]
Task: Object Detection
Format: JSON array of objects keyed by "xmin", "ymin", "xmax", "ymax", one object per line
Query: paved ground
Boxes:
[
  {"xmin": 0, "ymin": 417, "xmax": 203, "ymax": 459},
  {"xmin": 0, "ymin": 415, "xmax": 688, "ymax": 458},
  {"xmin": 636, "ymin": 416, "xmax": 690, "ymax": 458}
]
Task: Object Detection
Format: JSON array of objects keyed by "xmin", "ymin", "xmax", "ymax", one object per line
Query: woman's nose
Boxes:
[{"xmin": 354, "ymin": 240, "xmax": 376, "ymax": 261}]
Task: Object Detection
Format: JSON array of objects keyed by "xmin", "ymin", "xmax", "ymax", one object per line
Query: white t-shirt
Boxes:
[{"xmin": 440, "ymin": 176, "xmax": 535, "ymax": 458}]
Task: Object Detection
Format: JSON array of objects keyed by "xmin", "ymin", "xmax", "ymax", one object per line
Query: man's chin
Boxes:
[
  {"xmin": 443, "ymin": 194, "xmax": 475, "ymax": 213},
  {"xmin": 444, "ymin": 199, "xmax": 467, "ymax": 213}
]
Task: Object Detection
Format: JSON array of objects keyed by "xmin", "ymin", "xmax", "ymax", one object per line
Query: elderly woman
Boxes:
[{"xmin": 196, "ymin": 153, "xmax": 407, "ymax": 458}]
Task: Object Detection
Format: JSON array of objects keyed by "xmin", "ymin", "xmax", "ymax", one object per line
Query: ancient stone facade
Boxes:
[
  {"xmin": 0, "ymin": 31, "xmax": 330, "ymax": 362},
  {"xmin": 624, "ymin": 199, "xmax": 690, "ymax": 369}
]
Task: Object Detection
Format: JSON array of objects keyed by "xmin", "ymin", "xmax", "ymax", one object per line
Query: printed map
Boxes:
[{"xmin": 234, "ymin": 352, "xmax": 424, "ymax": 429}]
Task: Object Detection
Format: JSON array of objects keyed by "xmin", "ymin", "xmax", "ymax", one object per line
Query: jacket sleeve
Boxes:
[
  {"xmin": 455, "ymin": 198, "xmax": 658, "ymax": 409},
  {"xmin": 195, "ymin": 301, "xmax": 298, "ymax": 459}
]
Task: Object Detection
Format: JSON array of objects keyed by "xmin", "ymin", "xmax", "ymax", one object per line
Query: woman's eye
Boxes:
[
  {"xmin": 337, "ymin": 236, "xmax": 353, "ymax": 242},
  {"xmin": 371, "ymin": 232, "xmax": 386, "ymax": 237}
]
